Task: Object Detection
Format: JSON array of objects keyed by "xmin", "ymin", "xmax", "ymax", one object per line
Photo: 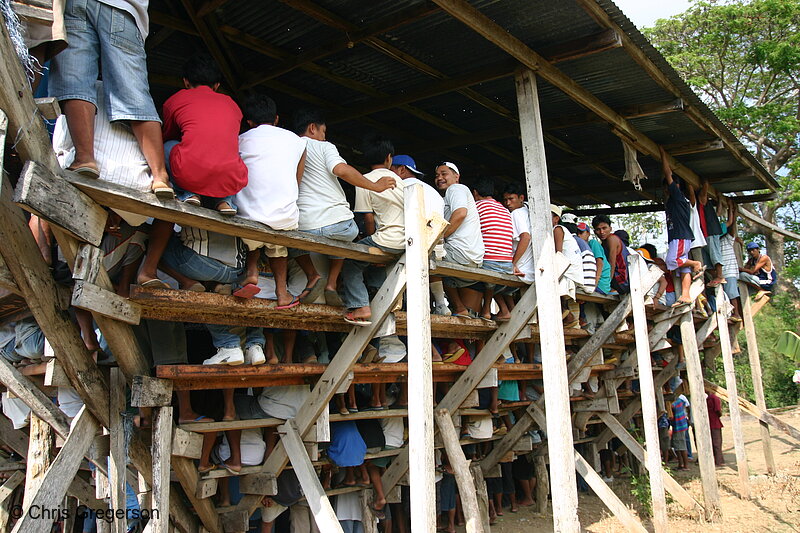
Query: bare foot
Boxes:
[{"xmin": 518, "ymin": 498, "xmax": 534, "ymax": 506}]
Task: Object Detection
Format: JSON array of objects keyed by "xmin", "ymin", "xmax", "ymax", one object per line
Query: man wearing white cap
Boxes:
[
  {"xmin": 391, "ymin": 155, "xmax": 450, "ymax": 315},
  {"xmin": 434, "ymin": 162, "xmax": 485, "ymax": 317}
]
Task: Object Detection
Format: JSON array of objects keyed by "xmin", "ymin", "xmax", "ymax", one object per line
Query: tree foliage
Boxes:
[{"xmin": 645, "ymin": 0, "xmax": 800, "ymax": 291}]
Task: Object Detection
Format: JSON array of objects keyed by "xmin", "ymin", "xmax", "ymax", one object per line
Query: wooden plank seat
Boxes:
[{"xmin": 157, "ymin": 362, "xmax": 619, "ymax": 391}]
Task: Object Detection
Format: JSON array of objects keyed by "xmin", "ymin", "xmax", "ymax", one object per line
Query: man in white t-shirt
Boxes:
[
  {"xmin": 290, "ymin": 109, "xmax": 397, "ymax": 306},
  {"xmin": 235, "ymin": 93, "xmax": 307, "ymax": 309},
  {"xmin": 434, "ymin": 162, "xmax": 485, "ymax": 317},
  {"xmin": 502, "ymin": 184, "xmax": 534, "ymax": 283},
  {"xmin": 342, "ymin": 136, "xmax": 405, "ymax": 325},
  {"xmin": 390, "ymin": 155, "xmax": 450, "ymax": 316}
]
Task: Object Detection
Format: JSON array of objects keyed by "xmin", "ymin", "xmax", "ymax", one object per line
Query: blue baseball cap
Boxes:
[
  {"xmin": 392, "ymin": 155, "xmax": 424, "ymax": 176},
  {"xmin": 746, "ymin": 242, "xmax": 760, "ymax": 250}
]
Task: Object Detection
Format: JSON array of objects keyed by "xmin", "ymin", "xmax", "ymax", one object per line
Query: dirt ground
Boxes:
[{"xmin": 486, "ymin": 408, "xmax": 800, "ymax": 532}]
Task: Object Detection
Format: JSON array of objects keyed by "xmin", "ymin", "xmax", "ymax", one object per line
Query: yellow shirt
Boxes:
[{"xmin": 354, "ymin": 168, "xmax": 405, "ymax": 250}]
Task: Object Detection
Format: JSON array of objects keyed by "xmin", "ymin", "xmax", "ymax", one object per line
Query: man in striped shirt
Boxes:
[{"xmin": 472, "ymin": 178, "xmax": 514, "ymax": 321}]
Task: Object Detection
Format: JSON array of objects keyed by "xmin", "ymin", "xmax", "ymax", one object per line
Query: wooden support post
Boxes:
[
  {"xmin": 434, "ymin": 409, "xmax": 484, "ymax": 533},
  {"xmin": 23, "ymin": 413, "xmax": 53, "ymax": 509},
  {"xmin": 0, "ymin": 470, "xmax": 24, "ymax": 528},
  {"xmin": 574, "ymin": 453, "xmax": 647, "ymax": 533},
  {"xmin": 679, "ymin": 313, "xmax": 721, "ymax": 519},
  {"xmin": 715, "ymin": 286, "xmax": 751, "ymax": 499},
  {"xmin": 469, "ymin": 463, "xmax": 491, "ymax": 531},
  {"xmin": 360, "ymin": 489, "xmax": 378, "ymax": 533},
  {"xmin": 280, "ymin": 420, "xmax": 343, "ymax": 533},
  {"xmin": 149, "ymin": 407, "xmax": 173, "ymax": 533},
  {"xmin": 534, "ymin": 455, "xmax": 549, "ymax": 516},
  {"xmin": 739, "ymin": 282, "xmax": 776, "ymax": 473},
  {"xmin": 516, "ymin": 67, "xmax": 579, "ymax": 533},
  {"xmin": 12, "ymin": 407, "xmax": 100, "ymax": 533},
  {"xmin": 627, "ymin": 254, "xmax": 668, "ymax": 532},
  {"xmin": 404, "ymin": 184, "xmax": 436, "ymax": 533},
  {"xmin": 109, "ymin": 369, "xmax": 127, "ymax": 533},
  {"xmin": 599, "ymin": 412, "xmax": 703, "ymax": 514}
]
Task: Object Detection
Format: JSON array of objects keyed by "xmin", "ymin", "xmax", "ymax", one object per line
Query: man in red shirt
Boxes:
[
  {"xmin": 472, "ymin": 178, "xmax": 514, "ymax": 321},
  {"xmin": 706, "ymin": 392, "xmax": 725, "ymax": 466}
]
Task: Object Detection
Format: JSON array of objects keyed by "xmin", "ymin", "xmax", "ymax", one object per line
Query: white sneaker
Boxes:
[
  {"xmin": 203, "ymin": 346, "xmax": 244, "ymax": 366},
  {"xmin": 433, "ymin": 303, "xmax": 452, "ymax": 316},
  {"xmin": 602, "ymin": 476, "xmax": 614, "ymax": 483},
  {"xmin": 245, "ymin": 344, "xmax": 266, "ymax": 365}
]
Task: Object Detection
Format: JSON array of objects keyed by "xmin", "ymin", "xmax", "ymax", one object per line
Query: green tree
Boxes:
[{"xmin": 645, "ymin": 0, "xmax": 800, "ymax": 293}]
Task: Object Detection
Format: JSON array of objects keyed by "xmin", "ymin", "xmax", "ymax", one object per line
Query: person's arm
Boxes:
[
  {"xmin": 333, "ymin": 162, "xmax": 395, "ymax": 192},
  {"xmin": 686, "ymin": 182, "xmax": 696, "ymax": 207},
  {"xmin": 594, "ymin": 257, "xmax": 603, "ymax": 286},
  {"xmin": 553, "ymin": 225, "xmax": 564, "ymax": 253},
  {"xmin": 443, "ymin": 207, "xmax": 467, "ymax": 238},
  {"xmin": 295, "ymin": 149, "xmax": 307, "ymax": 185},
  {"xmin": 607, "ymin": 235, "xmax": 621, "ymax": 278},
  {"xmin": 740, "ymin": 255, "xmax": 766, "ymax": 274},
  {"xmin": 362, "ymin": 213, "xmax": 376, "ymax": 236},
  {"xmin": 699, "ymin": 180, "xmax": 709, "ymax": 206},
  {"xmin": 660, "ymin": 146, "xmax": 673, "ymax": 185},
  {"xmin": 654, "ymin": 275, "xmax": 667, "ymax": 300},
  {"xmin": 512, "ymin": 232, "xmax": 531, "ymax": 276},
  {"xmin": 726, "ymin": 197, "xmax": 737, "ymax": 236}
]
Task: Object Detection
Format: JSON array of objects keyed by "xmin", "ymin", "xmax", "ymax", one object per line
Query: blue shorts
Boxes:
[
  {"xmin": 723, "ymin": 276, "xmax": 739, "ymax": 300},
  {"xmin": 49, "ymin": 0, "xmax": 160, "ymax": 122}
]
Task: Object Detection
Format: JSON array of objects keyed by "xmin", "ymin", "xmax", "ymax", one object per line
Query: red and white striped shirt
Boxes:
[{"xmin": 475, "ymin": 198, "xmax": 514, "ymax": 262}]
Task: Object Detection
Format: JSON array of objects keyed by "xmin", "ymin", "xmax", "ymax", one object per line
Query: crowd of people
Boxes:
[{"xmin": 0, "ymin": 1, "xmax": 779, "ymax": 531}]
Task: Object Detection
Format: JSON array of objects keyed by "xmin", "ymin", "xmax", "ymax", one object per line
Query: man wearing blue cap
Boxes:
[
  {"xmin": 739, "ymin": 242, "xmax": 776, "ymax": 296},
  {"xmin": 391, "ymin": 155, "xmax": 451, "ymax": 315}
]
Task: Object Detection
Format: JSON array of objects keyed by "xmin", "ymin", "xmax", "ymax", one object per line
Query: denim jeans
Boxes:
[
  {"xmin": 340, "ymin": 236, "xmax": 403, "ymax": 309},
  {"xmin": 206, "ymin": 325, "xmax": 265, "ymax": 350},
  {"xmin": 289, "ymin": 218, "xmax": 358, "ymax": 260},
  {"xmin": 49, "ymin": 0, "xmax": 159, "ymax": 122},
  {"xmin": 164, "ymin": 141, "xmax": 236, "ymax": 208},
  {"xmin": 161, "ymin": 235, "xmax": 243, "ymax": 284},
  {"xmin": 1, "ymin": 319, "xmax": 45, "ymax": 362}
]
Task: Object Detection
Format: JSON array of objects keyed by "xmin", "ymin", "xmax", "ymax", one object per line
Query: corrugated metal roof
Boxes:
[{"xmin": 144, "ymin": 0, "xmax": 777, "ymax": 207}]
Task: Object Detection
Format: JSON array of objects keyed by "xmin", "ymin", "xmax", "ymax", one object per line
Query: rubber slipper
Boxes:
[
  {"xmin": 221, "ymin": 462, "xmax": 242, "ymax": 476},
  {"xmin": 479, "ymin": 315, "xmax": 495, "ymax": 324},
  {"xmin": 325, "ymin": 289, "xmax": 344, "ymax": 307},
  {"xmin": 152, "ymin": 185, "xmax": 175, "ymax": 199},
  {"xmin": 671, "ymin": 299, "xmax": 691, "ymax": 308},
  {"xmin": 299, "ymin": 278, "xmax": 325, "ymax": 304},
  {"xmin": 344, "ymin": 312, "xmax": 371, "ymax": 326},
  {"xmin": 216, "ymin": 202, "xmax": 237, "ymax": 216},
  {"xmin": 363, "ymin": 406, "xmax": 383, "ymax": 411},
  {"xmin": 442, "ymin": 348, "xmax": 466, "ymax": 363},
  {"xmin": 140, "ymin": 278, "xmax": 170, "ymax": 289},
  {"xmin": 67, "ymin": 165, "xmax": 100, "ymax": 178},
  {"xmin": 370, "ymin": 504, "xmax": 386, "ymax": 520},
  {"xmin": 452, "ymin": 313, "xmax": 472, "ymax": 319},
  {"xmin": 233, "ymin": 283, "xmax": 260, "ymax": 299},
  {"xmin": 198, "ymin": 464, "xmax": 217, "ymax": 474},
  {"xmin": 691, "ymin": 266, "xmax": 706, "ymax": 281},
  {"xmin": 183, "ymin": 195, "xmax": 201, "ymax": 206},
  {"xmin": 275, "ymin": 295, "xmax": 301, "ymax": 310}
]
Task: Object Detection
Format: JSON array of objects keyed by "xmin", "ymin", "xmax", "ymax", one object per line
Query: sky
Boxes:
[{"xmin": 612, "ymin": 0, "xmax": 693, "ymax": 28}]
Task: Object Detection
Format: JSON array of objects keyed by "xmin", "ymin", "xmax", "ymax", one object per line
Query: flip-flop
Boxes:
[
  {"xmin": 442, "ymin": 348, "xmax": 466, "ymax": 363},
  {"xmin": 691, "ymin": 266, "xmax": 707, "ymax": 281},
  {"xmin": 370, "ymin": 504, "xmax": 386, "ymax": 520},
  {"xmin": 479, "ymin": 315, "xmax": 495, "ymax": 324},
  {"xmin": 344, "ymin": 312, "xmax": 371, "ymax": 326},
  {"xmin": 221, "ymin": 462, "xmax": 242, "ymax": 476},
  {"xmin": 671, "ymin": 299, "xmax": 691, "ymax": 308},
  {"xmin": 275, "ymin": 295, "xmax": 300, "ymax": 310},
  {"xmin": 152, "ymin": 185, "xmax": 175, "ymax": 199},
  {"xmin": 233, "ymin": 283, "xmax": 260, "ymax": 299},
  {"xmin": 325, "ymin": 289, "xmax": 344, "ymax": 307},
  {"xmin": 216, "ymin": 202, "xmax": 237, "ymax": 216},
  {"xmin": 67, "ymin": 165, "xmax": 100, "ymax": 179},
  {"xmin": 298, "ymin": 278, "xmax": 325, "ymax": 304},
  {"xmin": 451, "ymin": 312, "xmax": 471, "ymax": 319},
  {"xmin": 198, "ymin": 464, "xmax": 217, "ymax": 474},
  {"xmin": 181, "ymin": 415, "xmax": 212, "ymax": 425},
  {"xmin": 183, "ymin": 195, "xmax": 201, "ymax": 206},
  {"xmin": 140, "ymin": 278, "xmax": 170, "ymax": 289}
]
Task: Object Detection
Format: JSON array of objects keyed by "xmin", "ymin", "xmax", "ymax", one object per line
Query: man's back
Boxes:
[
  {"xmin": 358, "ymin": 168, "xmax": 406, "ymax": 250},
  {"xmin": 237, "ymin": 124, "xmax": 306, "ymax": 230},
  {"xmin": 475, "ymin": 198, "xmax": 513, "ymax": 262},
  {"xmin": 162, "ymin": 86, "xmax": 247, "ymax": 197},
  {"xmin": 297, "ymin": 139, "xmax": 353, "ymax": 231},
  {"xmin": 443, "ymin": 183, "xmax": 484, "ymax": 265}
]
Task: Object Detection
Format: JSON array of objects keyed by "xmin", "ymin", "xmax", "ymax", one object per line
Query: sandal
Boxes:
[
  {"xmin": 198, "ymin": 464, "xmax": 217, "ymax": 474},
  {"xmin": 344, "ymin": 312, "xmax": 371, "ymax": 326},
  {"xmin": 216, "ymin": 201, "xmax": 237, "ymax": 216},
  {"xmin": 691, "ymin": 266, "xmax": 707, "ymax": 281},
  {"xmin": 671, "ymin": 299, "xmax": 691, "ymax": 308},
  {"xmin": 233, "ymin": 283, "xmax": 260, "ymax": 299},
  {"xmin": 298, "ymin": 277, "xmax": 325, "ymax": 304},
  {"xmin": 183, "ymin": 195, "xmax": 201, "ymax": 206},
  {"xmin": 275, "ymin": 295, "xmax": 301, "ymax": 310},
  {"xmin": 140, "ymin": 278, "xmax": 170, "ymax": 289},
  {"xmin": 442, "ymin": 348, "xmax": 466, "ymax": 363},
  {"xmin": 67, "ymin": 165, "xmax": 100, "ymax": 179},
  {"xmin": 152, "ymin": 183, "xmax": 175, "ymax": 199}
]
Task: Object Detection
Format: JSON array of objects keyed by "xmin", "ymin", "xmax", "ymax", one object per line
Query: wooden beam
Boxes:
[
  {"xmin": 0, "ymin": 255, "xmax": 19, "ymax": 294},
  {"xmin": 12, "ymin": 407, "xmax": 100, "ymax": 533},
  {"xmin": 663, "ymin": 138, "xmax": 723, "ymax": 156},
  {"xmin": 544, "ymin": 99, "xmax": 685, "ymax": 131},
  {"xmin": 714, "ymin": 285, "xmax": 751, "ymax": 500},
  {"xmin": 131, "ymin": 375, "xmax": 174, "ymax": 408},
  {"xmin": 568, "ymin": 204, "xmax": 664, "ymax": 216},
  {"xmin": 10, "ymin": 1, "xmax": 53, "ymax": 23},
  {"xmin": 177, "ymin": 0, "xmax": 237, "ymax": 92},
  {"xmin": 14, "ymin": 163, "xmax": 107, "ymax": 246},
  {"xmin": 515, "ymin": 69, "xmax": 579, "ymax": 532},
  {"xmin": 737, "ymin": 206, "xmax": 800, "ymax": 241},
  {"xmin": 280, "ymin": 420, "xmax": 343, "ymax": 533},
  {"xmin": 71, "ymin": 280, "xmax": 141, "ymax": 325},
  {"xmin": 22, "ymin": 413, "xmax": 53, "ymax": 510},
  {"xmin": 627, "ymin": 254, "xmax": 667, "ymax": 532},
  {"xmin": 536, "ymin": 28, "xmax": 622, "ymax": 62},
  {"xmin": 404, "ymin": 184, "xmax": 437, "ymax": 532},
  {"xmin": 149, "ymin": 407, "xmax": 173, "ymax": 533},
  {"xmin": 679, "ymin": 312, "xmax": 721, "ymax": 518},
  {"xmin": 109, "ymin": 369, "xmax": 127, "ymax": 533},
  {"xmin": 434, "ymin": 409, "xmax": 485, "ymax": 533},
  {"xmin": 729, "ymin": 193, "xmax": 778, "ymax": 204},
  {"xmin": 739, "ymin": 282, "xmax": 777, "ymax": 472}
]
